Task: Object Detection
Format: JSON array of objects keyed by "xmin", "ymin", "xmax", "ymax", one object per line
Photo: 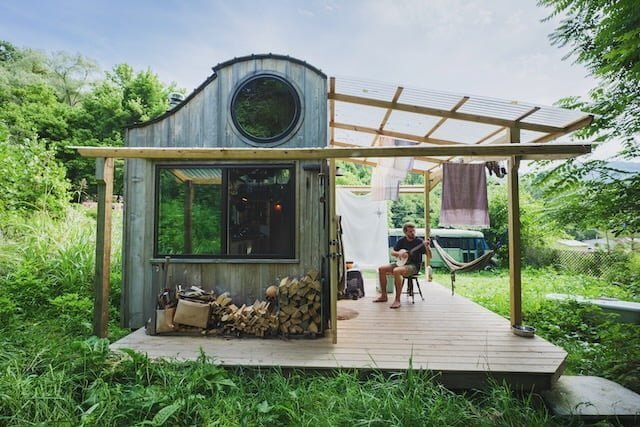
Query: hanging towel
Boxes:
[
  {"xmin": 440, "ymin": 163, "xmax": 490, "ymax": 227},
  {"xmin": 370, "ymin": 136, "xmax": 414, "ymax": 201}
]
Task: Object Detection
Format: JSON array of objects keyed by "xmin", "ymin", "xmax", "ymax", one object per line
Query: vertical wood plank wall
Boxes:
[{"xmin": 122, "ymin": 57, "xmax": 328, "ymax": 329}]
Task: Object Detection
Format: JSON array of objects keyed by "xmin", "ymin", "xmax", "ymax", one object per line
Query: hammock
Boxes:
[{"xmin": 432, "ymin": 239, "xmax": 495, "ymax": 295}]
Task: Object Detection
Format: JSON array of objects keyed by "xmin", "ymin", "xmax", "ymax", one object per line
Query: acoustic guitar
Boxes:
[{"xmin": 395, "ymin": 239, "xmax": 427, "ymax": 266}]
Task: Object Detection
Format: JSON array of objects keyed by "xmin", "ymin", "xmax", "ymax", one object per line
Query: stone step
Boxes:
[{"xmin": 542, "ymin": 376, "xmax": 640, "ymax": 425}]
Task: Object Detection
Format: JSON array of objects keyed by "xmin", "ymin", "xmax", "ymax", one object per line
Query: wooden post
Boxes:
[
  {"xmin": 184, "ymin": 180, "xmax": 193, "ymax": 253},
  {"xmin": 93, "ymin": 157, "xmax": 114, "ymax": 338},
  {"xmin": 328, "ymin": 158, "xmax": 338, "ymax": 344},
  {"xmin": 507, "ymin": 128, "xmax": 522, "ymax": 327},
  {"xmin": 424, "ymin": 171, "xmax": 432, "ymax": 276}
]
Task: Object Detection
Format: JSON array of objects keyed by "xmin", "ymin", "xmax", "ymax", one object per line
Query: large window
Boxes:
[{"xmin": 155, "ymin": 165, "xmax": 295, "ymax": 258}]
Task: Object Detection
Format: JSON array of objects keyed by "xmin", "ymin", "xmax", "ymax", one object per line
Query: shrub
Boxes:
[{"xmin": 0, "ymin": 128, "xmax": 70, "ymax": 217}]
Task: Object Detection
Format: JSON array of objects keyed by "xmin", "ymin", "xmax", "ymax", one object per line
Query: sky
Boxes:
[{"xmin": 0, "ymin": 0, "xmax": 622, "ymax": 159}]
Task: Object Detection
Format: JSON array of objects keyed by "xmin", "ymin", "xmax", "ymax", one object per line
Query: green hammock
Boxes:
[{"xmin": 432, "ymin": 239, "xmax": 495, "ymax": 295}]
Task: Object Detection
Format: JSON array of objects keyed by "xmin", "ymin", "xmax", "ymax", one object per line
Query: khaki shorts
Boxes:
[{"xmin": 390, "ymin": 262, "xmax": 419, "ymax": 276}]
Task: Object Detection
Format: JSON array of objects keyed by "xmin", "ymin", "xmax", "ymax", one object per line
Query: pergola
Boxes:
[{"xmin": 75, "ymin": 76, "xmax": 593, "ymax": 342}]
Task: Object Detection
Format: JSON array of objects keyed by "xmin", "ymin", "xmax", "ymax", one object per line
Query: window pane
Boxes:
[
  {"xmin": 228, "ymin": 166, "xmax": 295, "ymax": 257},
  {"xmin": 231, "ymin": 76, "xmax": 300, "ymax": 143},
  {"xmin": 157, "ymin": 168, "xmax": 222, "ymax": 255}
]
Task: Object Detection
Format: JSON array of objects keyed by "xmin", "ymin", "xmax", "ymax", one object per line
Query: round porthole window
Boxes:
[{"xmin": 231, "ymin": 75, "xmax": 301, "ymax": 143}]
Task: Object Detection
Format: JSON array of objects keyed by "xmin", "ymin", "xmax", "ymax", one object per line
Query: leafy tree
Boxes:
[
  {"xmin": 45, "ymin": 51, "xmax": 99, "ymax": 106},
  {"xmin": 62, "ymin": 63, "xmax": 180, "ymax": 194},
  {"xmin": 534, "ymin": 0, "xmax": 640, "ymax": 236},
  {"xmin": 0, "ymin": 83, "xmax": 71, "ymax": 143},
  {"xmin": 335, "ymin": 161, "xmax": 371, "ymax": 186},
  {"xmin": 539, "ymin": 0, "xmax": 639, "ymax": 156}
]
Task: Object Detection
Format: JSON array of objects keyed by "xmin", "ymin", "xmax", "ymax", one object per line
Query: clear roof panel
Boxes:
[{"xmin": 329, "ymin": 76, "xmax": 593, "ymax": 172}]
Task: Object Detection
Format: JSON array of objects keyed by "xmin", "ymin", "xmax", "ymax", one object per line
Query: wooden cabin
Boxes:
[
  {"xmin": 121, "ymin": 55, "xmax": 330, "ymax": 333},
  {"xmin": 77, "ymin": 54, "xmax": 596, "ymax": 388}
]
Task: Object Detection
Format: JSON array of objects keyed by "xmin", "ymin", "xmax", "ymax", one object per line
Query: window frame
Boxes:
[
  {"xmin": 153, "ymin": 162, "xmax": 296, "ymax": 260},
  {"xmin": 230, "ymin": 73, "xmax": 302, "ymax": 146}
]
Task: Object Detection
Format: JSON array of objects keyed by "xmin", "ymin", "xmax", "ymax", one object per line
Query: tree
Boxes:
[
  {"xmin": 534, "ymin": 0, "xmax": 640, "ymax": 236},
  {"xmin": 63, "ymin": 63, "xmax": 180, "ymax": 194},
  {"xmin": 538, "ymin": 0, "xmax": 640, "ymax": 156},
  {"xmin": 46, "ymin": 51, "xmax": 99, "ymax": 107}
]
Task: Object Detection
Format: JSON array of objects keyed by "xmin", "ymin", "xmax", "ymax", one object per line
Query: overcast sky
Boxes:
[{"xmin": 3, "ymin": 0, "xmax": 624, "ymax": 159}]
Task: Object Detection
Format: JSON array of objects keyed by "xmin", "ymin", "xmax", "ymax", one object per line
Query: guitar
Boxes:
[{"xmin": 395, "ymin": 239, "xmax": 428, "ymax": 266}]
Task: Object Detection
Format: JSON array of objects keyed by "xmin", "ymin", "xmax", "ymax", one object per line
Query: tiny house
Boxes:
[
  {"xmin": 120, "ymin": 55, "xmax": 330, "ymax": 332},
  {"xmin": 76, "ymin": 53, "xmax": 594, "ymax": 349}
]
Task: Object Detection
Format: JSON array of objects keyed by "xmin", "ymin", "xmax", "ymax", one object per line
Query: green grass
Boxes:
[
  {"xmin": 0, "ymin": 208, "xmax": 636, "ymax": 425},
  {"xmin": 0, "ymin": 339, "xmax": 562, "ymax": 426}
]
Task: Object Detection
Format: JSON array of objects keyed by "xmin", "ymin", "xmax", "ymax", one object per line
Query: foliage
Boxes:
[
  {"xmin": 483, "ymin": 182, "xmax": 564, "ymax": 264},
  {"xmin": 0, "ymin": 207, "xmax": 122, "ymax": 326},
  {"xmin": 434, "ymin": 268, "xmax": 640, "ymax": 392},
  {"xmin": 335, "ymin": 160, "xmax": 371, "ymax": 186},
  {"xmin": 533, "ymin": 0, "xmax": 640, "ymax": 237},
  {"xmin": 0, "ymin": 127, "xmax": 70, "ymax": 216},
  {"xmin": 0, "ymin": 41, "xmax": 181, "ymax": 199},
  {"xmin": 63, "ymin": 63, "xmax": 178, "ymax": 194},
  {"xmin": 0, "ymin": 337, "xmax": 565, "ymax": 426},
  {"xmin": 531, "ymin": 161, "xmax": 640, "ymax": 236}
]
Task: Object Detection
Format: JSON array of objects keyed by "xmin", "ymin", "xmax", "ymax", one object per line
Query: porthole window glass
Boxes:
[{"xmin": 231, "ymin": 75, "xmax": 300, "ymax": 143}]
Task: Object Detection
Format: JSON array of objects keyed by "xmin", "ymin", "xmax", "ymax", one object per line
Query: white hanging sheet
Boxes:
[{"xmin": 336, "ymin": 188, "xmax": 389, "ymax": 270}]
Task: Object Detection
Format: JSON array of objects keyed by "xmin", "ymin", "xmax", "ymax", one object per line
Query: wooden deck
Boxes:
[{"xmin": 112, "ymin": 279, "xmax": 567, "ymax": 390}]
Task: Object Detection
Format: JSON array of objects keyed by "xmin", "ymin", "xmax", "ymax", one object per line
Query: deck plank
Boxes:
[{"xmin": 112, "ymin": 279, "xmax": 566, "ymax": 389}]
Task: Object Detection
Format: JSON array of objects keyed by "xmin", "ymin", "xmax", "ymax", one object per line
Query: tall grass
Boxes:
[
  {"xmin": 0, "ymin": 206, "xmax": 126, "ymax": 336},
  {"xmin": 0, "ymin": 341, "xmax": 563, "ymax": 426}
]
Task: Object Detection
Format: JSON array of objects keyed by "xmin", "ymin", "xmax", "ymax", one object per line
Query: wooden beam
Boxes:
[
  {"xmin": 532, "ymin": 114, "xmax": 594, "ymax": 144},
  {"xmin": 332, "ymin": 121, "xmax": 461, "ymax": 146},
  {"xmin": 337, "ymin": 184, "xmax": 427, "ymax": 194},
  {"xmin": 424, "ymin": 96, "xmax": 469, "ymax": 138},
  {"xmin": 72, "ymin": 143, "xmax": 592, "ymax": 161},
  {"xmin": 371, "ymin": 86, "xmax": 404, "ymax": 146},
  {"xmin": 475, "ymin": 127, "xmax": 506, "ymax": 145},
  {"xmin": 93, "ymin": 157, "xmax": 114, "ymax": 338},
  {"xmin": 507, "ymin": 128, "xmax": 522, "ymax": 328},
  {"xmin": 329, "ymin": 92, "xmax": 576, "ymax": 134},
  {"xmin": 332, "ymin": 140, "xmax": 445, "ymax": 164}
]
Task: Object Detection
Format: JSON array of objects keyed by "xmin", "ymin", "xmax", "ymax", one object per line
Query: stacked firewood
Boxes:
[
  {"xmin": 277, "ymin": 269, "xmax": 322, "ymax": 336},
  {"xmin": 165, "ymin": 270, "xmax": 323, "ymax": 338},
  {"xmin": 221, "ymin": 300, "xmax": 278, "ymax": 337}
]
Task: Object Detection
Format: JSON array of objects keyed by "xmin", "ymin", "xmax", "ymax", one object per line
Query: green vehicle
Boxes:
[{"xmin": 388, "ymin": 228, "xmax": 492, "ymax": 268}]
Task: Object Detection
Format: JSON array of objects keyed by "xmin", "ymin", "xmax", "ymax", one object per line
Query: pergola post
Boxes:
[
  {"xmin": 328, "ymin": 158, "xmax": 338, "ymax": 344},
  {"xmin": 424, "ymin": 171, "xmax": 431, "ymax": 277},
  {"xmin": 507, "ymin": 128, "xmax": 522, "ymax": 327},
  {"xmin": 93, "ymin": 157, "xmax": 114, "ymax": 338}
]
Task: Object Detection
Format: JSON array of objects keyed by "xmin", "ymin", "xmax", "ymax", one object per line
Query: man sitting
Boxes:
[{"xmin": 374, "ymin": 222, "xmax": 431, "ymax": 309}]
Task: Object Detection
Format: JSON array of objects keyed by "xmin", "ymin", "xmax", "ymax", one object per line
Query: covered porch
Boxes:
[{"xmin": 112, "ymin": 277, "xmax": 566, "ymax": 390}]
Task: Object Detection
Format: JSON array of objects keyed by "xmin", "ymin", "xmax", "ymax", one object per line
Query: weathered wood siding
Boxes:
[{"xmin": 122, "ymin": 56, "xmax": 328, "ymax": 328}]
